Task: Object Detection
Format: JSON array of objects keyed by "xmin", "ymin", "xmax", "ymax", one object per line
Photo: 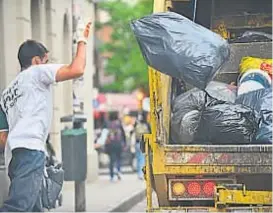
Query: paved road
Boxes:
[
  {"xmin": 53, "ymin": 172, "xmax": 145, "ymax": 212},
  {"xmin": 129, "ymin": 198, "xmax": 146, "ymax": 212},
  {"xmin": 99, "ymin": 166, "xmax": 135, "ymax": 175},
  {"xmin": 129, "ymin": 193, "xmax": 158, "ymax": 212}
]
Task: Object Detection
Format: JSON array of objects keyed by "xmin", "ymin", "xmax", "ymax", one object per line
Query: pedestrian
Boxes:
[
  {"xmin": 105, "ymin": 112, "xmax": 126, "ymax": 182},
  {"xmin": 134, "ymin": 112, "xmax": 150, "ymax": 180},
  {"xmin": 122, "ymin": 115, "xmax": 136, "ymax": 169},
  {"xmin": 0, "ymin": 19, "xmax": 92, "ymax": 212}
]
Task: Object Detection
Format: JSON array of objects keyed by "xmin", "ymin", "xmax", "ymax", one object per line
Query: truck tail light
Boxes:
[
  {"xmin": 169, "ymin": 178, "xmax": 233, "ymax": 201},
  {"xmin": 187, "ymin": 182, "xmax": 201, "ymax": 196},
  {"xmin": 172, "ymin": 182, "xmax": 186, "ymax": 196},
  {"xmin": 203, "ymin": 181, "xmax": 216, "ymax": 196}
]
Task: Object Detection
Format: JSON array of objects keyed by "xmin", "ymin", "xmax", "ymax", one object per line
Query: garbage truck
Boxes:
[{"xmin": 141, "ymin": 0, "xmax": 272, "ymax": 212}]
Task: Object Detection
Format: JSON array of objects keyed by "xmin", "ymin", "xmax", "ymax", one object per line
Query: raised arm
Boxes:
[{"xmin": 55, "ymin": 20, "xmax": 92, "ymax": 82}]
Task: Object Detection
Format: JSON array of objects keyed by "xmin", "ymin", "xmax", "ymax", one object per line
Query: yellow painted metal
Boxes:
[
  {"xmin": 157, "ymin": 165, "xmax": 236, "ymax": 175},
  {"xmin": 213, "ymin": 23, "xmax": 231, "ymax": 39},
  {"xmin": 146, "ymin": 0, "xmax": 273, "ymax": 211},
  {"xmin": 150, "ymin": 206, "xmax": 272, "ymax": 212},
  {"xmin": 166, "ymin": 0, "xmax": 173, "ymax": 9},
  {"xmin": 144, "ymin": 134, "xmax": 153, "ymax": 212},
  {"xmin": 216, "ymin": 186, "xmax": 272, "ymax": 207},
  {"xmin": 151, "ymin": 207, "xmax": 216, "ymax": 212},
  {"xmin": 148, "ymin": 0, "xmax": 171, "ymax": 181},
  {"xmin": 149, "ymin": 0, "xmax": 172, "ymax": 149},
  {"xmin": 147, "ymin": 0, "xmax": 173, "ymax": 184},
  {"xmin": 153, "ymin": 0, "xmax": 166, "ymax": 12}
]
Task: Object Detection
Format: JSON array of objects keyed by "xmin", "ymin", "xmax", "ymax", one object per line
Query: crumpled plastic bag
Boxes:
[
  {"xmin": 171, "ymin": 89, "xmax": 203, "ymax": 144},
  {"xmin": 42, "ymin": 164, "xmax": 64, "ymax": 210},
  {"xmin": 230, "ymin": 31, "xmax": 272, "ymax": 43},
  {"xmin": 131, "ymin": 12, "xmax": 230, "ymax": 89},
  {"xmin": 236, "ymin": 88, "xmax": 272, "ymax": 144},
  {"xmin": 256, "ymin": 111, "xmax": 272, "ymax": 144},
  {"xmin": 171, "ymin": 81, "xmax": 237, "ymax": 144},
  {"xmin": 195, "ymin": 103, "xmax": 258, "ymax": 144}
]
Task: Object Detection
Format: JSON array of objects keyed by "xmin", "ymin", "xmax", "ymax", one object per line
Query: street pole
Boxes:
[{"xmin": 72, "ymin": 0, "xmax": 86, "ymax": 211}]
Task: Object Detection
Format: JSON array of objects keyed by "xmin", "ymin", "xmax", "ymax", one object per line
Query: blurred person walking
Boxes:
[
  {"xmin": 105, "ymin": 112, "xmax": 126, "ymax": 182},
  {"xmin": 122, "ymin": 115, "xmax": 136, "ymax": 170},
  {"xmin": 134, "ymin": 113, "xmax": 150, "ymax": 180},
  {"xmin": 0, "ymin": 19, "xmax": 92, "ymax": 212}
]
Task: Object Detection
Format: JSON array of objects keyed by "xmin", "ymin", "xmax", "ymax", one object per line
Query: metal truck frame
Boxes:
[{"xmin": 143, "ymin": 0, "xmax": 272, "ymax": 212}]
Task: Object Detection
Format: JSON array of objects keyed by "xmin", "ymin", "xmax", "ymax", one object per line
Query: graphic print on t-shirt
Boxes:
[{"xmin": 1, "ymin": 80, "xmax": 23, "ymax": 115}]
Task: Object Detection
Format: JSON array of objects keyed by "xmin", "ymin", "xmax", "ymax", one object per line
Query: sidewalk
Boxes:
[{"xmin": 53, "ymin": 173, "xmax": 146, "ymax": 212}]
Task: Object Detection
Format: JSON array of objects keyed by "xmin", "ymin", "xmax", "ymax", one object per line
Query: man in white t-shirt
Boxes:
[{"xmin": 0, "ymin": 19, "xmax": 91, "ymax": 212}]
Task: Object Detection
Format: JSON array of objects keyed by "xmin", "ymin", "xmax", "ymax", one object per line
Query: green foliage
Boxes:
[{"xmin": 97, "ymin": 0, "xmax": 153, "ymax": 93}]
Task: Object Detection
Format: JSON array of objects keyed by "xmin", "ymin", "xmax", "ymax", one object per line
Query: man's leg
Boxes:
[
  {"xmin": 32, "ymin": 192, "xmax": 43, "ymax": 212},
  {"xmin": 0, "ymin": 148, "xmax": 45, "ymax": 212},
  {"xmin": 108, "ymin": 151, "xmax": 115, "ymax": 181},
  {"xmin": 115, "ymin": 148, "xmax": 122, "ymax": 180},
  {"xmin": 138, "ymin": 151, "xmax": 145, "ymax": 179},
  {"xmin": 116, "ymin": 151, "xmax": 122, "ymax": 173},
  {"xmin": 116, "ymin": 144, "xmax": 122, "ymax": 173},
  {"xmin": 135, "ymin": 142, "xmax": 144, "ymax": 179}
]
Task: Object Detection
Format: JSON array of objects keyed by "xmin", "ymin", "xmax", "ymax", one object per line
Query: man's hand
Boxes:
[
  {"xmin": 76, "ymin": 19, "xmax": 92, "ymax": 44},
  {"xmin": 55, "ymin": 19, "xmax": 91, "ymax": 82}
]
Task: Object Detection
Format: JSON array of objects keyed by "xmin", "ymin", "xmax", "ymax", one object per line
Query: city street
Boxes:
[
  {"xmin": 129, "ymin": 198, "xmax": 146, "ymax": 212},
  {"xmin": 53, "ymin": 167, "xmax": 146, "ymax": 212},
  {"xmin": 129, "ymin": 192, "xmax": 158, "ymax": 212},
  {"xmin": 0, "ymin": 0, "xmax": 271, "ymax": 212}
]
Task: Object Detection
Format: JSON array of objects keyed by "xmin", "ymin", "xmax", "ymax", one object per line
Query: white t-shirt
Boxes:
[{"xmin": 0, "ymin": 64, "xmax": 64, "ymax": 167}]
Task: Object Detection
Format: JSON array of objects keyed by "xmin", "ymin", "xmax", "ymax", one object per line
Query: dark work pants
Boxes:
[
  {"xmin": 106, "ymin": 143, "xmax": 122, "ymax": 179},
  {"xmin": 0, "ymin": 148, "xmax": 45, "ymax": 212}
]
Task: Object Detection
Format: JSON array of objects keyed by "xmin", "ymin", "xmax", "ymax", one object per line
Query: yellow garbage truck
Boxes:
[{"xmin": 142, "ymin": 0, "xmax": 272, "ymax": 212}]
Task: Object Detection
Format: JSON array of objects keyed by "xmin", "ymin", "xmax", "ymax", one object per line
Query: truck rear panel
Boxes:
[{"xmin": 165, "ymin": 145, "xmax": 271, "ymax": 174}]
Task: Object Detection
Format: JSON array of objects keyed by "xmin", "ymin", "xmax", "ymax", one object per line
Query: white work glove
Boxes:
[{"xmin": 76, "ymin": 19, "xmax": 92, "ymax": 44}]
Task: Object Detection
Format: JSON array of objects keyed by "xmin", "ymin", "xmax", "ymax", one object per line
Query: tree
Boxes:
[{"xmin": 97, "ymin": 0, "xmax": 153, "ymax": 93}]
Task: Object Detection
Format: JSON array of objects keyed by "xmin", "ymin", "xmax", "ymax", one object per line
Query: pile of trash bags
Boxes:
[
  {"xmin": 171, "ymin": 79, "xmax": 272, "ymax": 145},
  {"xmin": 131, "ymin": 11, "xmax": 272, "ymax": 145},
  {"xmin": 171, "ymin": 81, "xmax": 238, "ymax": 144},
  {"xmin": 170, "ymin": 57, "xmax": 272, "ymax": 145},
  {"xmin": 170, "ymin": 55, "xmax": 272, "ymax": 145},
  {"xmin": 170, "ymin": 81, "xmax": 262, "ymax": 145}
]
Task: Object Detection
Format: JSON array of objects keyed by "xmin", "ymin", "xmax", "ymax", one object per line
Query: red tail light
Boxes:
[
  {"xmin": 203, "ymin": 181, "xmax": 216, "ymax": 196},
  {"xmin": 168, "ymin": 178, "xmax": 234, "ymax": 201},
  {"xmin": 187, "ymin": 182, "xmax": 201, "ymax": 196}
]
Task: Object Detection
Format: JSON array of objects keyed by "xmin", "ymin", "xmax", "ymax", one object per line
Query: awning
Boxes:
[
  {"xmin": 93, "ymin": 93, "xmax": 139, "ymax": 113},
  {"xmin": 105, "ymin": 93, "xmax": 139, "ymax": 111}
]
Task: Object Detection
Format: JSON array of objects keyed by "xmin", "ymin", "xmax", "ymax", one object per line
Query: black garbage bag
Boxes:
[
  {"xmin": 131, "ymin": 12, "xmax": 230, "ymax": 89},
  {"xmin": 42, "ymin": 164, "xmax": 64, "ymax": 210},
  {"xmin": 171, "ymin": 81, "xmax": 237, "ymax": 144},
  {"xmin": 256, "ymin": 112, "xmax": 272, "ymax": 144},
  {"xmin": 171, "ymin": 88, "xmax": 203, "ymax": 144},
  {"xmin": 230, "ymin": 31, "xmax": 272, "ymax": 43},
  {"xmin": 236, "ymin": 88, "xmax": 272, "ymax": 144},
  {"xmin": 195, "ymin": 103, "xmax": 258, "ymax": 144}
]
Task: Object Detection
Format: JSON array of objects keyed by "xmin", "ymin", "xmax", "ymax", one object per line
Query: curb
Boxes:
[{"xmin": 109, "ymin": 189, "xmax": 146, "ymax": 212}]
